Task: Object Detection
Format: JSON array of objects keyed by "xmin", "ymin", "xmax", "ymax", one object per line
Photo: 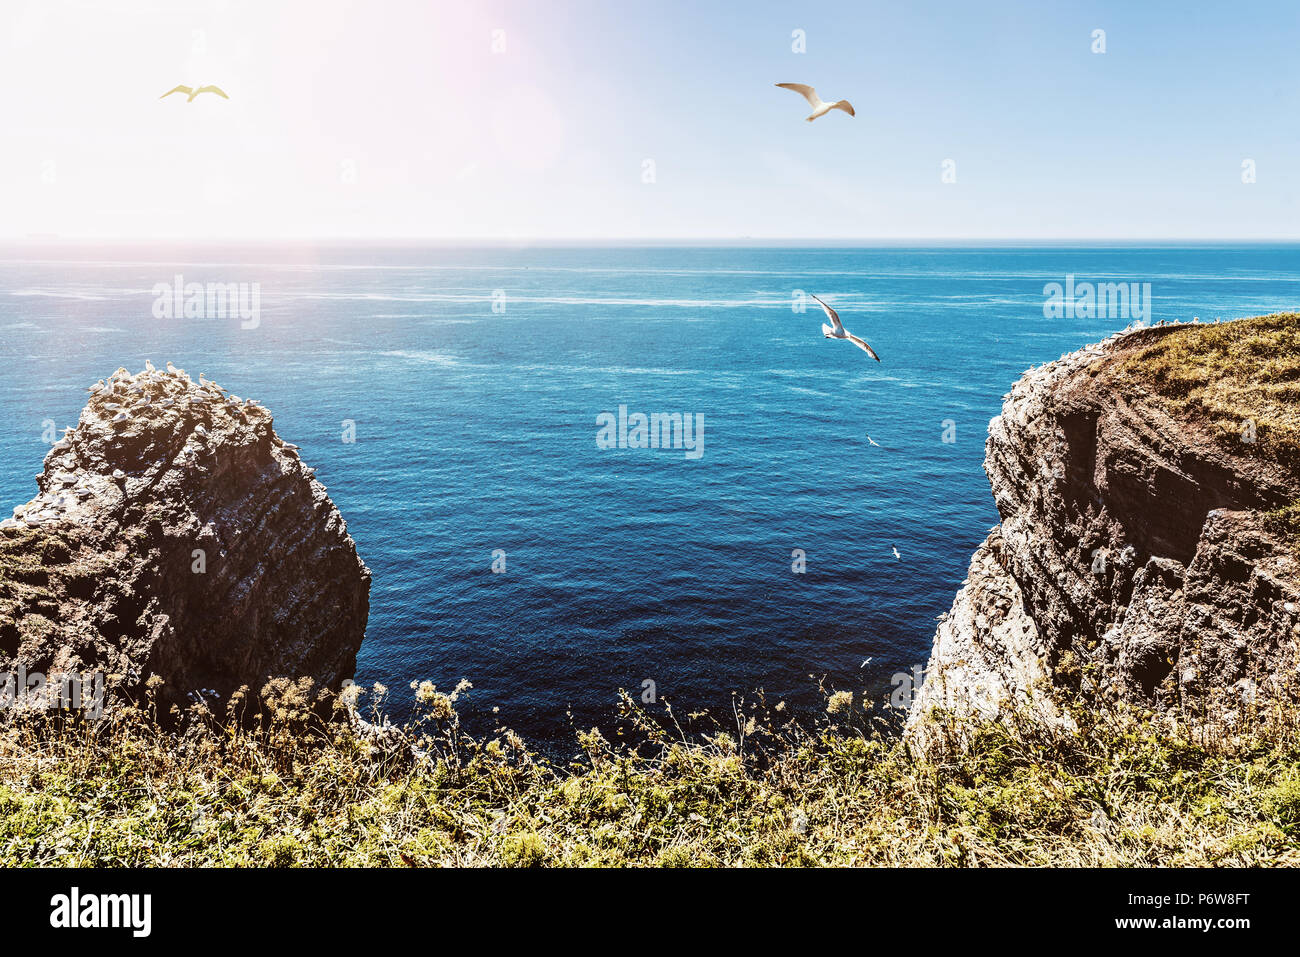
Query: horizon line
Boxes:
[{"xmin": 6, "ymin": 236, "xmax": 1300, "ymax": 247}]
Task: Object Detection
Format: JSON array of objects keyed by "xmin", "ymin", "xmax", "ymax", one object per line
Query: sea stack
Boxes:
[
  {"xmin": 0, "ymin": 364, "xmax": 370, "ymax": 709},
  {"xmin": 909, "ymin": 315, "xmax": 1300, "ymax": 743}
]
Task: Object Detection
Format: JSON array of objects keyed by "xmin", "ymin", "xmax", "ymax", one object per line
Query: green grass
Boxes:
[
  {"xmin": 1107, "ymin": 313, "xmax": 1300, "ymax": 549},
  {"xmin": 0, "ymin": 678, "xmax": 1297, "ymax": 867},
  {"xmin": 1106, "ymin": 313, "xmax": 1300, "ymax": 466},
  {"xmin": 1264, "ymin": 501, "xmax": 1300, "ymax": 551}
]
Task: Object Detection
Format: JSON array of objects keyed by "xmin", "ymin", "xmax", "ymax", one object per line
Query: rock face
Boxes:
[
  {"xmin": 0, "ymin": 363, "xmax": 370, "ymax": 709},
  {"xmin": 910, "ymin": 323, "xmax": 1300, "ymax": 738}
]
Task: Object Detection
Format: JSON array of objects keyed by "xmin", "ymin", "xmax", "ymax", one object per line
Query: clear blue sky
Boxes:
[{"xmin": 3, "ymin": 0, "xmax": 1298, "ymax": 238}]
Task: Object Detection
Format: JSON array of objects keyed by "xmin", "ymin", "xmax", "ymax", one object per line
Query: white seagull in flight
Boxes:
[
  {"xmin": 811, "ymin": 294, "xmax": 880, "ymax": 361},
  {"xmin": 160, "ymin": 84, "xmax": 229, "ymax": 102},
  {"xmin": 775, "ymin": 83, "xmax": 855, "ymax": 122}
]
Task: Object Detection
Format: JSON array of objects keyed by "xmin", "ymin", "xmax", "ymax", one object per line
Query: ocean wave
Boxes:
[
  {"xmin": 294, "ymin": 292, "xmax": 790, "ymax": 308},
  {"xmin": 10, "ymin": 289, "xmax": 109, "ymax": 301},
  {"xmin": 380, "ymin": 350, "xmax": 461, "ymax": 366},
  {"xmin": 783, "ymin": 385, "xmax": 833, "ymax": 399},
  {"xmin": 509, "ymin": 363, "xmax": 722, "ymax": 377}
]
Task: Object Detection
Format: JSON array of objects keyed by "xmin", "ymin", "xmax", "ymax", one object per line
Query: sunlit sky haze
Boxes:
[{"xmin": 2, "ymin": 0, "xmax": 1298, "ymax": 240}]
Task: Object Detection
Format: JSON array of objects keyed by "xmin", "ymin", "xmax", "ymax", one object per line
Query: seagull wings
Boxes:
[
  {"xmin": 196, "ymin": 85, "xmax": 229, "ymax": 99},
  {"xmin": 810, "ymin": 294, "xmax": 844, "ymax": 333},
  {"xmin": 160, "ymin": 85, "xmax": 193, "ymax": 99},
  {"xmin": 846, "ymin": 333, "xmax": 881, "ymax": 361},
  {"xmin": 831, "ymin": 100, "xmax": 855, "ymax": 116},
  {"xmin": 775, "ymin": 83, "xmax": 824, "ymax": 109}
]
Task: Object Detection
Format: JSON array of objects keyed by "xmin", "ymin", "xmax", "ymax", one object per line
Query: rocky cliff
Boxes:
[
  {"xmin": 910, "ymin": 315, "xmax": 1300, "ymax": 739},
  {"xmin": 0, "ymin": 363, "xmax": 370, "ymax": 710}
]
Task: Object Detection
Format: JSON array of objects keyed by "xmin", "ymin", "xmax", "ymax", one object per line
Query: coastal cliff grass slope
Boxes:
[
  {"xmin": 0, "ymin": 681, "xmax": 1298, "ymax": 867},
  {"xmin": 1106, "ymin": 312, "xmax": 1300, "ymax": 466},
  {"xmin": 1105, "ymin": 312, "xmax": 1300, "ymax": 541}
]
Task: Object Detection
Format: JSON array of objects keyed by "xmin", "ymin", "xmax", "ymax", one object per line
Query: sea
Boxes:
[{"xmin": 2, "ymin": 242, "xmax": 1297, "ymax": 747}]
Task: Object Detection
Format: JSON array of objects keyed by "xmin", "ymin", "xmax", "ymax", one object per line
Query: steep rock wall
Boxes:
[
  {"xmin": 910, "ymin": 322, "xmax": 1300, "ymax": 738},
  {"xmin": 0, "ymin": 363, "xmax": 370, "ymax": 709}
]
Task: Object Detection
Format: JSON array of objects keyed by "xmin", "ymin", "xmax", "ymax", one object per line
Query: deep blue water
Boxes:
[{"xmin": 2, "ymin": 243, "xmax": 1298, "ymax": 745}]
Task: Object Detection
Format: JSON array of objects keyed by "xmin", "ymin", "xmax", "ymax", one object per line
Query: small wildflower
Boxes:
[
  {"xmin": 426, "ymin": 691, "xmax": 455, "ymax": 721},
  {"xmin": 338, "ymin": 683, "xmax": 362, "ymax": 708}
]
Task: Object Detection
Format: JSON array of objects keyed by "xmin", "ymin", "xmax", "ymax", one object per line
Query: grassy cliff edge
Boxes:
[{"xmin": 0, "ymin": 677, "xmax": 1297, "ymax": 867}]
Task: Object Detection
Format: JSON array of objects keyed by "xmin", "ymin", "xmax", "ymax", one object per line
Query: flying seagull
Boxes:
[
  {"xmin": 892, "ymin": 547, "xmax": 901, "ymax": 561},
  {"xmin": 811, "ymin": 294, "xmax": 880, "ymax": 361},
  {"xmin": 160, "ymin": 84, "xmax": 229, "ymax": 102},
  {"xmin": 866, "ymin": 434, "xmax": 881, "ymax": 447},
  {"xmin": 775, "ymin": 83, "xmax": 855, "ymax": 122}
]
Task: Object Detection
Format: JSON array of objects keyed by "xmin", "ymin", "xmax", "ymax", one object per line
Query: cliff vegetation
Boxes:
[
  {"xmin": 1107, "ymin": 312, "xmax": 1300, "ymax": 466},
  {"xmin": 0, "ymin": 680, "xmax": 1298, "ymax": 867}
]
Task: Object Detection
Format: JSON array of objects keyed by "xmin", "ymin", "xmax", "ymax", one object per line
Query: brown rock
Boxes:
[
  {"xmin": 910, "ymin": 320, "xmax": 1300, "ymax": 739},
  {"xmin": 0, "ymin": 364, "xmax": 370, "ymax": 710}
]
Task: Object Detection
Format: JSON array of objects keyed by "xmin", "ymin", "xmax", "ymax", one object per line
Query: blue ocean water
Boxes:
[{"xmin": 2, "ymin": 243, "xmax": 1298, "ymax": 745}]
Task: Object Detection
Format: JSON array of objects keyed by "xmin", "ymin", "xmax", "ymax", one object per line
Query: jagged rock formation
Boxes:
[
  {"xmin": 910, "ymin": 320, "xmax": 1300, "ymax": 739},
  {"xmin": 0, "ymin": 363, "xmax": 370, "ymax": 709}
]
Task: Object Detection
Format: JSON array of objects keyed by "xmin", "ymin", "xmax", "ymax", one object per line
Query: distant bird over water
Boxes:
[
  {"xmin": 811, "ymin": 294, "xmax": 880, "ymax": 361},
  {"xmin": 775, "ymin": 83, "xmax": 855, "ymax": 122},
  {"xmin": 160, "ymin": 84, "xmax": 229, "ymax": 102}
]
